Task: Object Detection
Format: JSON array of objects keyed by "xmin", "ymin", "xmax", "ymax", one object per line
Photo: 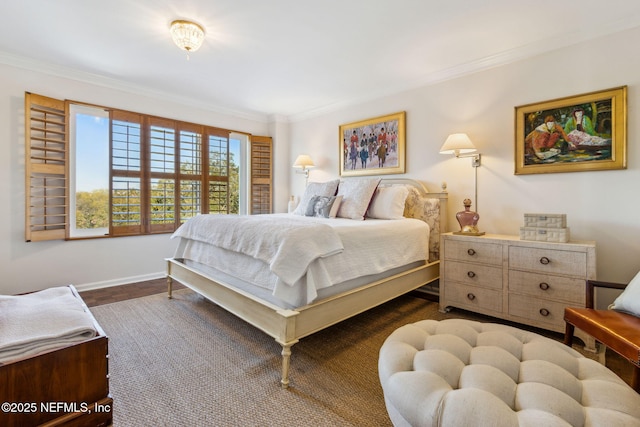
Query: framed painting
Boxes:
[
  {"xmin": 339, "ymin": 111, "xmax": 405, "ymax": 177},
  {"xmin": 515, "ymin": 86, "xmax": 627, "ymax": 175}
]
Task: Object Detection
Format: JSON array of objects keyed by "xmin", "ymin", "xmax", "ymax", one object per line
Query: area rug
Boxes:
[
  {"xmin": 91, "ymin": 289, "xmax": 436, "ymax": 426},
  {"xmin": 90, "ymin": 289, "xmax": 628, "ymax": 426}
]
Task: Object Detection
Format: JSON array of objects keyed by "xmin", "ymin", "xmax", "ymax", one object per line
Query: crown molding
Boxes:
[
  {"xmin": 287, "ymin": 20, "xmax": 640, "ymax": 122},
  {"xmin": 0, "ymin": 51, "xmax": 270, "ymax": 123}
]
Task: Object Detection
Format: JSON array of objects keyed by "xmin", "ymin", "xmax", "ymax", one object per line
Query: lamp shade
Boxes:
[
  {"xmin": 439, "ymin": 133, "xmax": 477, "ymax": 155},
  {"xmin": 293, "ymin": 154, "xmax": 315, "ymax": 169}
]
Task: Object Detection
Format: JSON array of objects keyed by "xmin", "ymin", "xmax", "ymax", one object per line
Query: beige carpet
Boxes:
[{"xmin": 90, "ymin": 289, "xmax": 631, "ymax": 426}]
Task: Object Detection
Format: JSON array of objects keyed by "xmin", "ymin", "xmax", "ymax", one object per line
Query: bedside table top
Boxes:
[{"xmin": 442, "ymin": 232, "xmax": 596, "ymax": 248}]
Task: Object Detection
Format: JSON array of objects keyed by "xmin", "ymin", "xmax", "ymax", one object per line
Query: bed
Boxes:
[
  {"xmin": 0, "ymin": 285, "xmax": 112, "ymax": 426},
  {"xmin": 166, "ymin": 178, "xmax": 447, "ymax": 387}
]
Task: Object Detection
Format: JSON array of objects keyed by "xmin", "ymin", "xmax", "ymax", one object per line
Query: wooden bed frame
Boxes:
[
  {"xmin": 0, "ymin": 286, "xmax": 112, "ymax": 426},
  {"xmin": 166, "ymin": 179, "xmax": 447, "ymax": 388}
]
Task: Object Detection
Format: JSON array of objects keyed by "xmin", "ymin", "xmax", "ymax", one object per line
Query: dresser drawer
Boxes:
[
  {"xmin": 508, "ymin": 270, "xmax": 586, "ymax": 305},
  {"xmin": 508, "ymin": 294, "xmax": 576, "ymax": 332},
  {"xmin": 444, "ymin": 283, "xmax": 502, "ymax": 314},
  {"xmin": 509, "ymin": 246, "xmax": 586, "ymax": 277},
  {"xmin": 444, "ymin": 261, "xmax": 502, "ymax": 290},
  {"xmin": 444, "ymin": 239, "xmax": 502, "ymax": 266}
]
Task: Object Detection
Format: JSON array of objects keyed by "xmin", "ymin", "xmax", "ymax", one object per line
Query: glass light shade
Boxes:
[
  {"xmin": 170, "ymin": 20, "xmax": 205, "ymax": 52},
  {"xmin": 439, "ymin": 133, "xmax": 477, "ymax": 155},
  {"xmin": 292, "ymin": 154, "xmax": 315, "ymax": 169}
]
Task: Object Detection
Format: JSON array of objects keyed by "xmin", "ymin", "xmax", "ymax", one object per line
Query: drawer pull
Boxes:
[
  {"xmin": 467, "ymin": 271, "xmax": 476, "ymax": 278},
  {"xmin": 539, "ymin": 257, "xmax": 550, "ymax": 265},
  {"xmin": 539, "ymin": 282, "xmax": 550, "ymax": 291},
  {"xmin": 539, "ymin": 308, "xmax": 550, "ymax": 317},
  {"xmin": 467, "ymin": 293, "xmax": 476, "ymax": 301},
  {"xmin": 467, "ymin": 248, "xmax": 476, "ymax": 256}
]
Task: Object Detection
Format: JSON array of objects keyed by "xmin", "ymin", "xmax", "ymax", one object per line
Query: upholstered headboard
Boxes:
[{"xmin": 378, "ymin": 178, "xmax": 448, "ymax": 263}]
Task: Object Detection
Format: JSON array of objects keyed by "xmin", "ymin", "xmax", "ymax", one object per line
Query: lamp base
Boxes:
[{"xmin": 453, "ymin": 231, "xmax": 486, "ymax": 236}]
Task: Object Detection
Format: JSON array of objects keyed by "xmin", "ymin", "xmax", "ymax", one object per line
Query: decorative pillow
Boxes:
[
  {"xmin": 336, "ymin": 178, "xmax": 381, "ymax": 220},
  {"xmin": 328, "ymin": 195, "xmax": 343, "ymax": 218},
  {"xmin": 292, "ymin": 179, "xmax": 340, "ymax": 215},
  {"xmin": 610, "ymin": 271, "xmax": 640, "ymax": 316},
  {"xmin": 304, "ymin": 195, "xmax": 343, "ymax": 218},
  {"xmin": 367, "ymin": 185, "xmax": 409, "ymax": 220}
]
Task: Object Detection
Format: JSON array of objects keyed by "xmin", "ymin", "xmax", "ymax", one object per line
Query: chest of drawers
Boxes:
[{"xmin": 440, "ymin": 233, "xmax": 596, "ymax": 334}]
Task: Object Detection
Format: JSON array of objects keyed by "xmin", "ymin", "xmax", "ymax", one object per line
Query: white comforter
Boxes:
[
  {"xmin": 172, "ymin": 214, "xmax": 430, "ymax": 306},
  {"xmin": 171, "ymin": 214, "xmax": 344, "ymax": 286}
]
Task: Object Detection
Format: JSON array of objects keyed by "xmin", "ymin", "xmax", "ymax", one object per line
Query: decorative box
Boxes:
[
  {"xmin": 520, "ymin": 227, "xmax": 570, "ymax": 243},
  {"xmin": 524, "ymin": 213, "xmax": 567, "ymax": 229}
]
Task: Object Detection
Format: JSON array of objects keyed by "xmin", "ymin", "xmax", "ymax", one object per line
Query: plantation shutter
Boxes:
[
  {"xmin": 250, "ymin": 135, "xmax": 272, "ymax": 214},
  {"xmin": 176, "ymin": 123, "xmax": 204, "ymax": 224},
  {"xmin": 205, "ymin": 128, "xmax": 232, "ymax": 214},
  {"xmin": 25, "ymin": 93, "xmax": 68, "ymax": 242},
  {"xmin": 148, "ymin": 117, "xmax": 178, "ymax": 234},
  {"xmin": 110, "ymin": 110, "xmax": 144, "ymax": 236}
]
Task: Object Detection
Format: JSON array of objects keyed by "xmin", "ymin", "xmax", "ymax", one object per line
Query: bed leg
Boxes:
[
  {"xmin": 167, "ymin": 276, "xmax": 173, "ymax": 299},
  {"xmin": 280, "ymin": 342, "xmax": 295, "ymax": 389}
]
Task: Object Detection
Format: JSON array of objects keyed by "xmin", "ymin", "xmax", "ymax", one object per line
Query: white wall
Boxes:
[
  {"xmin": 288, "ymin": 26, "xmax": 640, "ymax": 284},
  {"xmin": 0, "ymin": 63, "xmax": 269, "ymax": 294}
]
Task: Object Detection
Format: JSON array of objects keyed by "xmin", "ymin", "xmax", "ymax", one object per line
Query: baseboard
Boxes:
[{"xmin": 74, "ymin": 272, "xmax": 166, "ymax": 292}]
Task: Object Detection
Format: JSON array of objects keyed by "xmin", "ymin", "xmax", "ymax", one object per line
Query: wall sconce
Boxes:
[
  {"xmin": 292, "ymin": 154, "xmax": 315, "ymax": 183},
  {"xmin": 440, "ymin": 133, "xmax": 484, "ymax": 235},
  {"xmin": 439, "ymin": 133, "xmax": 481, "ymax": 167}
]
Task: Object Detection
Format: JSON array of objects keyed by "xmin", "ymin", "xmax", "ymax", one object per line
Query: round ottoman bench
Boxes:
[{"xmin": 378, "ymin": 319, "xmax": 640, "ymax": 426}]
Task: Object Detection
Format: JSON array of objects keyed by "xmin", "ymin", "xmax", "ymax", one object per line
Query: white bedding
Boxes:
[
  {"xmin": 171, "ymin": 214, "xmax": 344, "ymax": 286},
  {"xmin": 172, "ymin": 213, "xmax": 430, "ymax": 307}
]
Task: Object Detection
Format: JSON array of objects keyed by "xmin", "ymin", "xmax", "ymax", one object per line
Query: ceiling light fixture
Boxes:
[{"xmin": 170, "ymin": 20, "xmax": 205, "ymax": 58}]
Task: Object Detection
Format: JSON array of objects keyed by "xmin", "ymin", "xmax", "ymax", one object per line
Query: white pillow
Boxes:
[
  {"xmin": 304, "ymin": 195, "xmax": 343, "ymax": 218},
  {"xmin": 336, "ymin": 178, "xmax": 381, "ymax": 220},
  {"xmin": 292, "ymin": 180, "xmax": 340, "ymax": 215},
  {"xmin": 367, "ymin": 185, "xmax": 409, "ymax": 220},
  {"xmin": 610, "ymin": 271, "xmax": 640, "ymax": 316}
]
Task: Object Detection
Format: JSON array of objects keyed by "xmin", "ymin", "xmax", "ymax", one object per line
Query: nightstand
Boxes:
[{"xmin": 440, "ymin": 232, "xmax": 597, "ymax": 342}]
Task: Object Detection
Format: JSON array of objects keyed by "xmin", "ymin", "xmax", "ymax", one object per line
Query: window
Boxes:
[
  {"xmin": 25, "ymin": 92, "xmax": 272, "ymax": 241},
  {"xmin": 69, "ymin": 104, "xmax": 110, "ymax": 238}
]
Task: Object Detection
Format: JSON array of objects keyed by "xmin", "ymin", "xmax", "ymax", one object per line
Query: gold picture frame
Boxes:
[
  {"xmin": 515, "ymin": 86, "xmax": 627, "ymax": 175},
  {"xmin": 339, "ymin": 111, "xmax": 405, "ymax": 177}
]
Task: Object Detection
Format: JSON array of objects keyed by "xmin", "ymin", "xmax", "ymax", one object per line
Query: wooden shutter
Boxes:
[
  {"xmin": 25, "ymin": 93, "xmax": 68, "ymax": 241},
  {"xmin": 250, "ymin": 135, "xmax": 272, "ymax": 214},
  {"xmin": 205, "ymin": 128, "xmax": 232, "ymax": 214},
  {"xmin": 147, "ymin": 117, "xmax": 178, "ymax": 234},
  {"xmin": 176, "ymin": 123, "xmax": 204, "ymax": 224},
  {"xmin": 110, "ymin": 110, "xmax": 144, "ymax": 236}
]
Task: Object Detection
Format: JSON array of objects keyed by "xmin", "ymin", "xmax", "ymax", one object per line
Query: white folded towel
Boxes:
[{"xmin": 0, "ymin": 286, "xmax": 98, "ymax": 364}]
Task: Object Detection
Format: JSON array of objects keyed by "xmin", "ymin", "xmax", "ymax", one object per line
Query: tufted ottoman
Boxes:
[{"xmin": 378, "ymin": 319, "xmax": 640, "ymax": 426}]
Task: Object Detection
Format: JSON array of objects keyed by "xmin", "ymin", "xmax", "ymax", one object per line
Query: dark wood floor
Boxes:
[{"xmin": 80, "ymin": 278, "xmax": 184, "ymax": 307}]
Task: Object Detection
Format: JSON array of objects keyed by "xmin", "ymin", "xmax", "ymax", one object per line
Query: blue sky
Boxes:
[{"xmin": 76, "ymin": 113, "xmax": 109, "ymax": 192}]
